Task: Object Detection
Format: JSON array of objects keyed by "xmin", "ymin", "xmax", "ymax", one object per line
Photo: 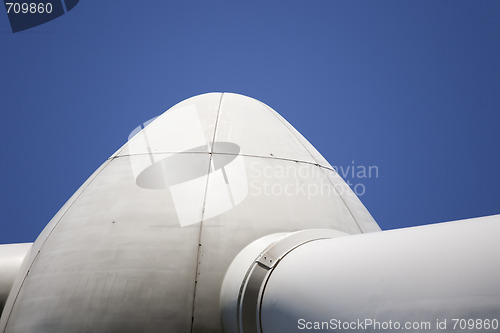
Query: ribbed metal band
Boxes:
[{"xmin": 237, "ymin": 229, "xmax": 348, "ymax": 333}]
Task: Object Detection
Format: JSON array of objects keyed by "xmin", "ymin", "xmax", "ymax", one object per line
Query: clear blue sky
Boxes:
[{"xmin": 0, "ymin": 1, "xmax": 499, "ymax": 243}]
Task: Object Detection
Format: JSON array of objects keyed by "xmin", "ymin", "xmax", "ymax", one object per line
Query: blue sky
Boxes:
[{"xmin": 0, "ymin": 1, "xmax": 499, "ymax": 243}]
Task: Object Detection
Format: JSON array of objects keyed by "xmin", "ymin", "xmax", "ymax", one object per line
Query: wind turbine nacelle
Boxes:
[
  {"xmin": 3, "ymin": 93, "xmax": 496, "ymax": 333},
  {"xmin": 220, "ymin": 216, "xmax": 500, "ymax": 333},
  {"xmin": 0, "ymin": 93, "xmax": 379, "ymax": 333}
]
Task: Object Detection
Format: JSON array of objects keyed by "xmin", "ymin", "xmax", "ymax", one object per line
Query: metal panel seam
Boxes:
[
  {"xmin": 254, "ymin": 102, "xmax": 366, "ymax": 232},
  {"xmin": 260, "ymin": 102, "xmax": 322, "ymax": 167},
  {"xmin": 111, "ymin": 153, "xmax": 336, "ymax": 172},
  {"xmin": 0, "ymin": 158, "xmax": 113, "ymax": 333},
  {"xmin": 189, "ymin": 92, "xmax": 224, "ymax": 333},
  {"xmin": 109, "ymin": 113, "xmax": 165, "ymax": 159}
]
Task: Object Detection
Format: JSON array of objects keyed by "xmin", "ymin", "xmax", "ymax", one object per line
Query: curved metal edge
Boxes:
[{"xmin": 238, "ymin": 229, "xmax": 348, "ymax": 333}]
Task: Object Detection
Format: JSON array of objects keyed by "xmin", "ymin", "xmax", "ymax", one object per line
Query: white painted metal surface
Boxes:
[
  {"xmin": 0, "ymin": 243, "xmax": 32, "ymax": 315},
  {"xmin": 220, "ymin": 229, "xmax": 349, "ymax": 333},
  {"xmin": 113, "ymin": 93, "xmax": 221, "ymax": 157},
  {"xmin": 219, "ymin": 232, "xmax": 289, "ymax": 333},
  {"xmin": 220, "ymin": 215, "xmax": 500, "ymax": 333},
  {"xmin": 213, "ymin": 94, "xmax": 317, "ymax": 164},
  {"xmin": 0, "ymin": 93, "xmax": 379, "ymax": 333}
]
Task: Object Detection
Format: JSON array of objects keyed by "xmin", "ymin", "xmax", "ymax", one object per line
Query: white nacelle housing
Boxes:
[
  {"xmin": 0, "ymin": 243, "xmax": 32, "ymax": 314},
  {"xmin": 220, "ymin": 215, "xmax": 500, "ymax": 333}
]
